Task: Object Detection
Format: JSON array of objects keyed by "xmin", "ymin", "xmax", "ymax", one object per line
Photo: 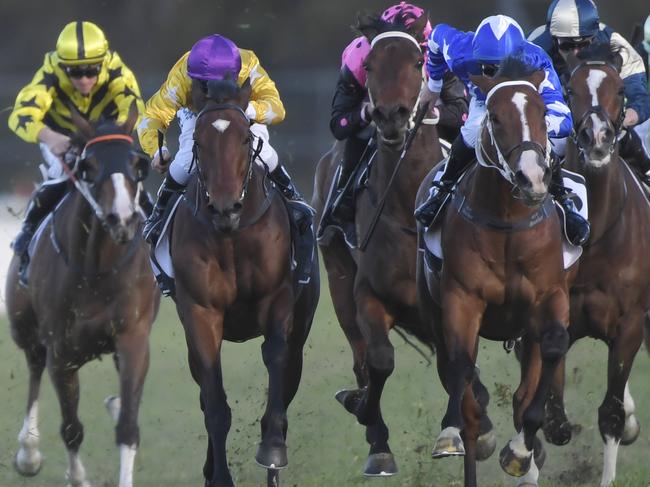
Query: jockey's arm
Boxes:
[
  {"xmin": 423, "ymin": 24, "xmax": 461, "ymax": 108},
  {"xmin": 329, "ymin": 66, "xmax": 370, "ymax": 141},
  {"xmin": 609, "ymin": 31, "xmax": 650, "ymax": 125},
  {"xmin": 137, "ymin": 53, "xmax": 191, "ymax": 157},
  {"xmin": 8, "ymin": 55, "xmax": 56, "ymax": 143},
  {"xmin": 536, "ymin": 53, "xmax": 573, "ymax": 140},
  {"xmin": 240, "ymin": 50, "xmax": 285, "ymax": 125},
  {"xmin": 105, "ymin": 52, "xmax": 145, "ymax": 127},
  {"xmin": 437, "ymin": 72, "xmax": 469, "ymax": 131}
]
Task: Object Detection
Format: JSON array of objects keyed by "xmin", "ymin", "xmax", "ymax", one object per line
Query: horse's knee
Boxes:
[
  {"xmin": 366, "ymin": 343, "xmax": 394, "ymax": 376},
  {"xmin": 261, "ymin": 335, "xmax": 289, "ymax": 368},
  {"xmin": 540, "ymin": 325, "xmax": 569, "ymax": 362},
  {"xmin": 61, "ymin": 420, "xmax": 84, "ymax": 451},
  {"xmin": 116, "ymin": 420, "xmax": 140, "ymax": 447}
]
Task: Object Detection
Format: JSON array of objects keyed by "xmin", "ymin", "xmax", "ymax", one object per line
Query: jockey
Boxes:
[
  {"xmin": 529, "ymin": 0, "xmax": 650, "ymax": 181},
  {"xmin": 138, "ymin": 34, "xmax": 306, "ymax": 243},
  {"xmin": 320, "ymin": 2, "xmax": 469, "ymax": 237},
  {"xmin": 634, "ymin": 15, "xmax": 650, "ymax": 77},
  {"xmin": 8, "ymin": 21, "xmax": 144, "ymax": 259},
  {"xmin": 414, "ymin": 15, "xmax": 591, "ymax": 247}
]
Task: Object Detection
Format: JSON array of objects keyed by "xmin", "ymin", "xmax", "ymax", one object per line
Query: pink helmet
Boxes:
[{"xmin": 380, "ymin": 2, "xmax": 432, "ymax": 43}]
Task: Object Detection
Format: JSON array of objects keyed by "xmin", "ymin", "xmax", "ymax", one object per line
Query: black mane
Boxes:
[
  {"xmin": 355, "ymin": 12, "xmax": 409, "ymax": 37},
  {"xmin": 496, "ymin": 49, "xmax": 539, "ymax": 79},
  {"xmin": 204, "ymin": 76, "xmax": 240, "ymax": 104}
]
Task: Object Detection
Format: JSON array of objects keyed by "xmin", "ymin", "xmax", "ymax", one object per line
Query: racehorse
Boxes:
[
  {"xmin": 6, "ymin": 106, "xmax": 160, "ymax": 487},
  {"xmin": 313, "ymin": 13, "xmax": 496, "ymax": 476},
  {"xmin": 416, "ymin": 57, "xmax": 573, "ymax": 487},
  {"xmin": 168, "ymin": 78, "xmax": 319, "ymax": 487},
  {"xmin": 541, "ymin": 43, "xmax": 650, "ymax": 487}
]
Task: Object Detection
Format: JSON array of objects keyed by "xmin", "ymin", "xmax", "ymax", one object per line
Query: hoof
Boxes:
[
  {"xmin": 476, "ymin": 429, "xmax": 497, "ymax": 461},
  {"xmin": 543, "ymin": 416, "xmax": 572, "ymax": 446},
  {"xmin": 104, "ymin": 395, "xmax": 121, "ymax": 423},
  {"xmin": 255, "ymin": 443, "xmax": 288, "ymax": 470},
  {"xmin": 533, "ymin": 436, "xmax": 546, "ymax": 470},
  {"xmin": 499, "ymin": 443, "xmax": 531, "ymax": 477},
  {"xmin": 335, "ymin": 388, "xmax": 365, "ymax": 416},
  {"xmin": 267, "ymin": 468, "xmax": 280, "ymax": 487},
  {"xmin": 432, "ymin": 427, "xmax": 465, "ymax": 458},
  {"xmin": 621, "ymin": 415, "xmax": 640, "ymax": 445},
  {"xmin": 13, "ymin": 450, "xmax": 43, "ymax": 477},
  {"xmin": 363, "ymin": 452, "xmax": 398, "ymax": 476}
]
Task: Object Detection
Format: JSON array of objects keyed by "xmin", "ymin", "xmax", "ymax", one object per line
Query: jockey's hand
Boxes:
[
  {"xmin": 151, "ymin": 147, "xmax": 171, "ymax": 173},
  {"xmin": 360, "ymin": 101, "xmax": 373, "ymax": 124},
  {"xmin": 37, "ymin": 127, "xmax": 71, "ymax": 158},
  {"xmin": 419, "ymin": 85, "xmax": 440, "ymax": 111},
  {"xmin": 623, "ymin": 108, "xmax": 639, "ymax": 128}
]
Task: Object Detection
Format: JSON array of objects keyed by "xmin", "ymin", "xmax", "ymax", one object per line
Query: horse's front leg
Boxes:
[
  {"xmin": 500, "ymin": 289, "xmax": 569, "ymax": 479},
  {"xmin": 106, "ymin": 325, "xmax": 151, "ymax": 487},
  {"xmin": 256, "ymin": 287, "xmax": 294, "ymax": 471},
  {"xmin": 543, "ymin": 353, "xmax": 573, "ymax": 446},
  {"xmin": 598, "ymin": 312, "xmax": 643, "ymax": 487},
  {"xmin": 179, "ymin": 302, "xmax": 233, "ymax": 487},
  {"xmin": 335, "ymin": 283, "xmax": 397, "ymax": 476}
]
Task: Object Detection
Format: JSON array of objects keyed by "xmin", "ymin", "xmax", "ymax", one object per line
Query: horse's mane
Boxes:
[
  {"xmin": 496, "ymin": 48, "xmax": 540, "ymax": 79},
  {"xmin": 355, "ymin": 12, "xmax": 409, "ymax": 37},
  {"xmin": 576, "ymin": 41, "xmax": 622, "ymax": 71},
  {"xmin": 204, "ymin": 76, "xmax": 240, "ymax": 104}
]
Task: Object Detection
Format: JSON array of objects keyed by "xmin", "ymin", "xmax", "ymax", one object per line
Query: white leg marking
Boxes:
[
  {"xmin": 119, "ymin": 444, "xmax": 137, "ymax": 487},
  {"xmin": 601, "ymin": 435, "xmax": 619, "ymax": 487},
  {"xmin": 111, "ymin": 173, "xmax": 134, "ymax": 224},
  {"xmin": 66, "ymin": 450, "xmax": 90, "ymax": 487},
  {"xmin": 517, "ymin": 454, "xmax": 539, "ymax": 486},
  {"xmin": 16, "ymin": 401, "xmax": 42, "ymax": 473},
  {"xmin": 509, "ymin": 431, "xmax": 532, "ymax": 459},
  {"xmin": 623, "ymin": 382, "xmax": 635, "ymax": 416},
  {"xmin": 104, "ymin": 395, "xmax": 121, "ymax": 424}
]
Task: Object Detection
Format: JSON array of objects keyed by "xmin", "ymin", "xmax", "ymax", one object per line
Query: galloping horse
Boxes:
[
  {"xmin": 313, "ymin": 14, "xmax": 485, "ymax": 476},
  {"xmin": 169, "ymin": 80, "xmax": 319, "ymax": 487},
  {"xmin": 6, "ymin": 107, "xmax": 160, "ymax": 487},
  {"xmin": 416, "ymin": 58, "xmax": 572, "ymax": 487},
  {"xmin": 541, "ymin": 44, "xmax": 650, "ymax": 487}
]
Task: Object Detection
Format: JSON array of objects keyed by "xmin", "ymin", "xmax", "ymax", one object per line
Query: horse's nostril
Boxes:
[
  {"xmin": 232, "ymin": 201, "xmax": 243, "ymax": 212},
  {"xmin": 106, "ymin": 213, "xmax": 119, "ymax": 226},
  {"xmin": 515, "ymin": 170, "xmax": 531, "ymax": 188},
  {"xmin": 579, "ymin": 128, "xmax": 592, "ymax": 146}
]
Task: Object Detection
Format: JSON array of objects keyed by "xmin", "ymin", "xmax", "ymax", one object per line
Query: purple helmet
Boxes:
[{"xmin": 187, "ymin": 34, "xmax": 242, "ymax": 81}]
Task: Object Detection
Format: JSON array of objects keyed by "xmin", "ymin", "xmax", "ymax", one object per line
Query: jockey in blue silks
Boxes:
[{"xmin": 415, "ymin": 14, "xmax": 590, "ymax": 246}]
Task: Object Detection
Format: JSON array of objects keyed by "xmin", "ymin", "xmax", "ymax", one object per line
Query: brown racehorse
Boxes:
[
  {"xmin": 5, "ymin": 109, "xmax": 160, "ymax": 487},
  {"xmin": 169, "ymin": 79, "xmax": 319, "ymax": 487},
  {"xmin": 416, "ymin": 58, "xmax": 573, "ymax": 487},
  {"xmin": 540, "ymin": 44, "xmax": 650, "ymax": 487},
  {"xmin": 313, "ymin": 14, "xmax": 497, "ymax": 476}
]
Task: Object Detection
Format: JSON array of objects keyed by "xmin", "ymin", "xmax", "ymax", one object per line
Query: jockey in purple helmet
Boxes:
[
  {"xmin": 529, "ymin": 0, "xmax": 650, "ymax": 183},
  {"xmin": 322, "ymin": 2, "xmax": 469, "ymax": 237},
  {"xmin": 138, "ymin": 34, "xmax": 310, "ymax": 243},
  {"xmin": 414, "ymin": 14, "xmax": 591, "ymax": 247}
]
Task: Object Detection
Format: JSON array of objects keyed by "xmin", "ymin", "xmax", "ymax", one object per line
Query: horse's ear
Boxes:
[
  {"xmin": 120, "ymin": 100, "xmax": 139, "ymax": 135},
  {"xmin": 355, "ymin": 11, "xmax": 382, "ymax": 42},
  {"xmin": 408, "ymin": 12, "xmax": 428, "ymax": 44},
  {"xmin": 66, "ymin": 102, "xmax": 94, "ymax": 141},
  {"xmin": 528, "ymin": 70, "xmax": 546, "ymax": 90},
  {"xmin": 237, "ymin": 77, "xmax": 252, "ymax": 110},
  {"xmin": 469, "ymin": 74, "xmax": 498, "ymax": 98}
]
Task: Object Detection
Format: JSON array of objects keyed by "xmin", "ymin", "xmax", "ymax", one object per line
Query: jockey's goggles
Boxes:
[
  {"xmin": 556, "ymin": 36, "xmax": 593, "ymax": 52},
  {"xmin": 63, "ymin": 64, "xmax": 102, "ymax": 79},
  {"xmin": 479, "ymin": 62, "xmax": 500, "ymax": 78}
]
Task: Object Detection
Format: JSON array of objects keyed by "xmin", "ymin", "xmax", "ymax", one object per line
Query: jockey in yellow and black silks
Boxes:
[{"xmin": 8, "ymin": 21, "xmax": 144, "ymax": 262}]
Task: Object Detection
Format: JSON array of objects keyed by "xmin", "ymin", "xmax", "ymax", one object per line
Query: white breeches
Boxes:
[
  {"xmin": 39, "ymin": 143, "xmax": 66, "ymax": 181},
  {"xmin": 169, "ymin": 108, "xmax": 278, "ymax": 185}
]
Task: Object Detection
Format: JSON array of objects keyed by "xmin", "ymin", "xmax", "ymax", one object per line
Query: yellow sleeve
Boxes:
[
  {"xmin": 239, "ymin": 50, "xmax": 286, "ymax": 125},
  {"xmin": 7, "ymin": 54, "xmax": 56, "ymax": 143},
  {"xmin": 138, "ymin": 52, "xmax": 192, "ymax": 156},
  {"xmin": 105, "ymin": 52, "xmax": 145, "ymax": 126}
]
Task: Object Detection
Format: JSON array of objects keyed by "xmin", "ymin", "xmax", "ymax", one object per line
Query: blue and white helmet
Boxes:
[
  {"xmin": 472, "ymin": 15, "xmax": 525, "ymax": 63},
  {"xmin": 547, "ymin": 0, "xmax": 599, "ymax": 39}
]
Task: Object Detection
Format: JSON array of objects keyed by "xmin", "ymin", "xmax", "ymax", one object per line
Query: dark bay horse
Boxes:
[
  {"xmin": 169, "ymin": 81, "xmax": 319, "ymax": 487},
  {"xmin": 6, "ymin": 108, "xmax": 160, "ymax": 487},
  {"xmin": 313, "ymin": 14, "xmax": 497, "ymax": 476},
  {"xmin": 541, "ymin": 45, "xmax": 650, "ymax": 487},
  {"xmin": 416, "ymin": 59, "xmax": 573, "ymax": 487}
]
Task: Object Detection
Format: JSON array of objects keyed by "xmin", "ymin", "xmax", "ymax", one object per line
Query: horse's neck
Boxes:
[
  {"xmin": 57, "ymin": 192, "xmax": 129, "ymax": 274},
  {"xmin": 372, "ymin": 126, "xmax": 440, "ymax": 219}
]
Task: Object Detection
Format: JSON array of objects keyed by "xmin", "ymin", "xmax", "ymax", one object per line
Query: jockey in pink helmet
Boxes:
[{"xmin": 321, "ymin": 3, "xmax": 468, "ymax": 239}]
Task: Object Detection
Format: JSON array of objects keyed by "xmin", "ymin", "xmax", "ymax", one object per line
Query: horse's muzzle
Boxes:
[
  {"xmin": 208, "ymin": 201, "xmax": 243, "ymax": 233},
  {"xmin": 105, "ymin": 213, "xmax": 140, "ymax": 244}
]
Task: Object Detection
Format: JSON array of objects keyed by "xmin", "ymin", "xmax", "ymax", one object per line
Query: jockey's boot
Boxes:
[
  {"xmin": 143, "ymin": 174, "xmax": 185, "ymax": 245},
  {"xmin": 414, "ymin": 136, "xmax": 475, "ymax": 227},
  {"xmin": 550, "ymin": 160, "xmax": 590, "ymax": 246},
  {"xmin": 11, "ymin": 179, "xmax": 69, "ymax": 256},
  {"xmin": 270, "ymin": 165, "xmax": 314, "ymax": 232},
  {"xmin": 619, "ymin": 128, "xmax": 650, "ymax": 184},
  {"xmin": 138, "ymin": 187, "xmax": 155, "ymax": 217}
]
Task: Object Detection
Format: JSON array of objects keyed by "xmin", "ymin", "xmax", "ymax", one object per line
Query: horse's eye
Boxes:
[
  {"xmin": 565, "ymin": 88, "xmax": 573, "ymax": 97},
  {"xmin": 415, "ymin": 59, "xmax": 424, "ymax": 69},
  {"xmin": 490, "ymin": 114, "xmax": 499, "ymax": 125},
  {"xmin": 363, "ymin": 61, "xmax": 371, "ymax": 72},
  {"xmin": 244, "ymin": 135, "xmax": 251, "ymax": 146}
]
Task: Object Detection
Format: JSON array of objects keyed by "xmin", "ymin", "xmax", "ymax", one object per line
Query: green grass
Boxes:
[{"xmin": 1, "ymin": 269, "xmax": 649, "ymax": 487}]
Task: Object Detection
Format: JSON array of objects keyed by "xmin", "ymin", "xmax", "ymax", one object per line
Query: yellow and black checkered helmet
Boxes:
[{"xmin": 56, "ymin": 21, "xmax": 108, "ymax": 65}]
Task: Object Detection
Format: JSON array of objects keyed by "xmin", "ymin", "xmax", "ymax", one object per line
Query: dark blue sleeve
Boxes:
[{"xmin": 623, "ymin": 72, "xmax": 650, "ymax": 123}]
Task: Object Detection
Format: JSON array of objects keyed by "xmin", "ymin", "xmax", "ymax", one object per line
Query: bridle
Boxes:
[
  {"xmin": 475, "ymin": 80, "xmax": 550, "ymax": 188},
  {"xmin": 568, "ymin": 61, "xmax": 624, "ymax": 159},
  {"xmin": 191, "ymin": 103, "xmax": 263, "ymax": 208}
]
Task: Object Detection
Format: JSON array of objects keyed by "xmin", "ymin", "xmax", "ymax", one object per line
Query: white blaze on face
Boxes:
[
  {"xmin": 513, "ymin": 91, "xmax": 547, "ymax": 190},
  {"xmin": 212, "ymin": 119, "xmax": 231, "ymax": 133},
  {"xmin": 512, "ymin": 92, "xmax": 530, "ymax": 141},
  {"xmin": 111, "ymin": 174, "xmax": 134, "ymax": 224},
  {"xmin": 586, "ymin": 69, "xmax": 607, "ymax": 107}
]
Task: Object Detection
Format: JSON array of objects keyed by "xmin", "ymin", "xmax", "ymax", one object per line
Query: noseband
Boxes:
[
  {"xmin": 476, "ymin": 80, "xmax": 550, "ymax": 188},
  {"xmin": 568, "ymin": 62, "xmax": 624, "ymax": 158},
  {"xmin": 191, "ymin": 103, "xmax": 262, "ymax": 207}
]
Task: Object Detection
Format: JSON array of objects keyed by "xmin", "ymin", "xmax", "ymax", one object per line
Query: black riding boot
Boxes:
[
  {"xmin": 550, "ymin": 160, "xmax": 591, "ymax": 246},
  {"xmin": 619, "ymin": 128, "xmax": 650, "ymax": 183},
  {"xmin": 414, "ymin": 136, "xmax": 475, "ymax": 227},
  {"xmin": 270, "ymin": 165, "xmax": 304, "ymax": 202},
  {"xmin": 12, "ymin": 179, "xmax": 69, "ymax": 256},
  {"xmin": 143, "ymin": 174, "xmax": 185, "ymax": 244}
]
